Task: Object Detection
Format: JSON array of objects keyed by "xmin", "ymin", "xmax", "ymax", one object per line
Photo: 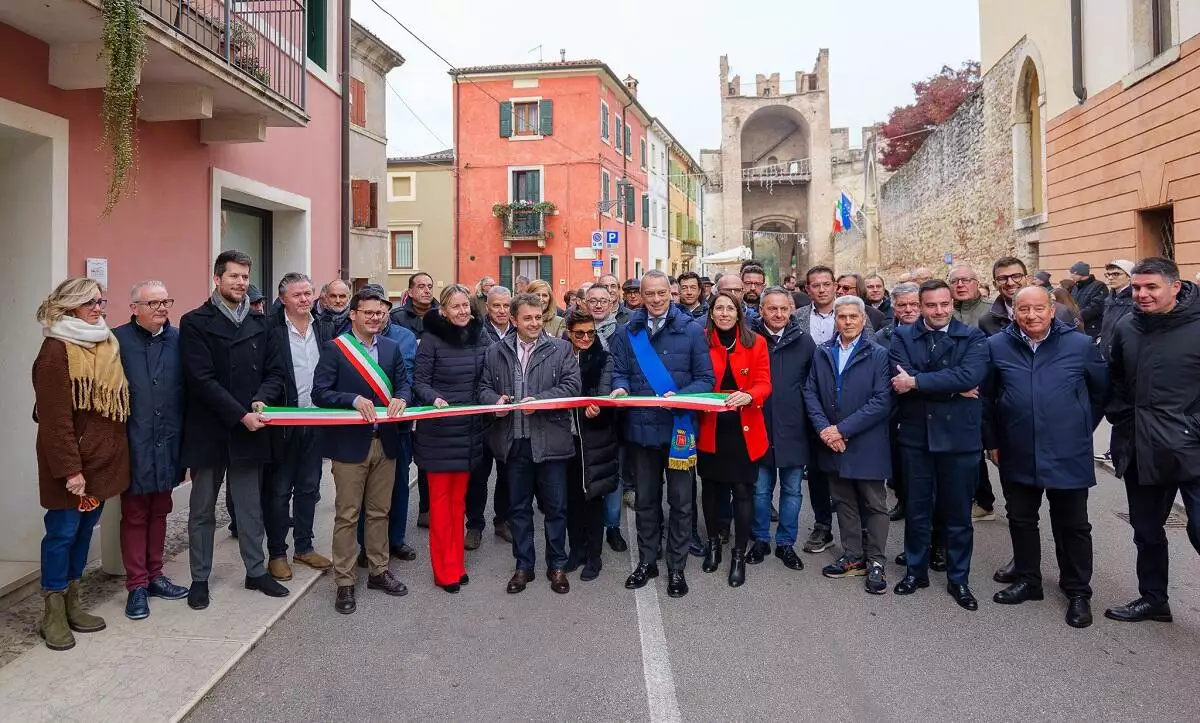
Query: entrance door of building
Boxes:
[{"xmin": 221, "ymin": 200, "xmax": 274, "ymax": 301}]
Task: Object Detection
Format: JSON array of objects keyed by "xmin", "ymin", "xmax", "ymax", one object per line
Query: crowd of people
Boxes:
[{"xmin": 29, "ymin": 248, "xmax": 1200, "ymax": 650}]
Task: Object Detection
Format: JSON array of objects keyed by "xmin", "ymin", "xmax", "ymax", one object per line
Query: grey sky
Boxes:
[{"xmin": 354, "ymin": 0, "xmax": 981, "ymax": 159}]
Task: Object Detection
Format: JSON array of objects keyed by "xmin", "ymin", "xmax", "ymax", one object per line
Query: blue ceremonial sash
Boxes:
[{"xmin": 628, "ymin": 328, "xmax": 697, "ymax": 470}]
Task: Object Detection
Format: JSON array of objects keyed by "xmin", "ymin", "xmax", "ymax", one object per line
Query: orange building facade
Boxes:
[
  {"xmin": 452, "ymin": 61, "xmax": 655, "ymax": 293},
  {"xmin": 1044, "ymin": 34, "xmax": 1200, "ymax": 277}
]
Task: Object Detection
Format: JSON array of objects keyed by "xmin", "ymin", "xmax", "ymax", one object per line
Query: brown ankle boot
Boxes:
[
  {"xmin": 65, "ymin": 580, "xmax": 106, "ymax": 633},
  {"xmin": 40, "ymin": 591, "xmax": 75, "ymax": 651}
]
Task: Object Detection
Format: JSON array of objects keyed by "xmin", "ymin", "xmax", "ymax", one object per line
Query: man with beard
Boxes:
[
  {"xmin": 980, "ymin": 257, "xmax": 1077, "ymax": 337},
  {"xmin": 741, "ymin": 265, "xmax": 766, "ymax": 318},
  {"xmin": 316, "ymin": 279, "xmax": 351, "ymax": 338},
  {"xmin": 391, "ymin": 272, "xmax": 439, "ymax": 339}
]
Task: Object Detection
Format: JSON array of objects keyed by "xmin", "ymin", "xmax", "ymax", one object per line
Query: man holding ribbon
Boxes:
[
  {"xmin": 312, "ymin": 287, "xmax": 411, "ymax": 615},
  {"xmin": 611, "ymin": 270, "xmax": 716, "ymax": 598}
]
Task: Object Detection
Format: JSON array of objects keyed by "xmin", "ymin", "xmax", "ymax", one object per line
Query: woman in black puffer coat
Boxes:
[
  {"xmin": 563, "ymin": 310, "xmax": 619, "ymax": 581},
  {"xmin": 413, "ymin": 284, "xmax": 489, "ymax": 593}
]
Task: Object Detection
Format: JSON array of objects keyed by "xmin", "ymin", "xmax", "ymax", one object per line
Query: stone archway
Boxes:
[{"xmin": 750, "ymin": 214, "xmax": 800, "ymax": 281}]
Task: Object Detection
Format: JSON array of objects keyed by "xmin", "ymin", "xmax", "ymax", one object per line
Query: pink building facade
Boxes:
[{"xmin": 0, "ymin": 0, "xmax": 345, "ymax": 592}]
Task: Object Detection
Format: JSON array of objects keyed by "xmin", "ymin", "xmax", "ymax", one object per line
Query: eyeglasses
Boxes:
[
  {"xmin": 570, "ymin": 330, "xmax": 597, "ymax": 338},
  {"xmin": 135, "ymin": 299, "xmax": 175, "ymax": 310},
  {"xmin": 994, "ymin": 273, "xmax": 1026, "ymax": 283},
  {"xmin": 80, "ymin": 298, "xmax": 108, "ymax": 309},
  {"xmin": 585, "ymin": 298, "xmax": 610, "ymax": 305},
  {"xmin": 356, "ymin": 310, "xmax": 388, "ymax": 319},
  {"xmin": 949, "ymin": 278, "xmax": 978, "ymax": 285}
]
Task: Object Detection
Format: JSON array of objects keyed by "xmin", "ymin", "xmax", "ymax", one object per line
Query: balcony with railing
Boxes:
[
  {"xmin": 1, "ymin": 0, "xmax": 309, "ymax": 135},
  {"xmin": 503, "ymin": 210, "xmax": 547, "ymax": 248},
  {"xmin": 741, "ymin": 158, "xmax": 812, "ymax": 184}
]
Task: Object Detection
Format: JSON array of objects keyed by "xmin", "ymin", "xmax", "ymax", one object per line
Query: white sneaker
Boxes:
[{"xmin": 971, "ymin": 503, "xmax": 996, "ymax": 521}]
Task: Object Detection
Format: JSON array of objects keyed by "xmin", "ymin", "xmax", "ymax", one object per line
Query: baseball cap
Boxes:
[{"xmin": 246, "ymin": 285, "xmax": 264, "ymax": 303}]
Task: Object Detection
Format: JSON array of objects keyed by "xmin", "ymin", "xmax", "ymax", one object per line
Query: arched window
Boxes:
[{"xmin": 1013, "ymin": 57, "xmax": 1044, "ymax": 219}]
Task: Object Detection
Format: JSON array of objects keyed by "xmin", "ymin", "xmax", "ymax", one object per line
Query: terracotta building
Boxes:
[
  {"xmin": 451, "ymin": 60, "xmax": 657, "ymax": 292},
  {"xmin": 0, "ymin": 0, "xmax": 345, "ymax": 593}
]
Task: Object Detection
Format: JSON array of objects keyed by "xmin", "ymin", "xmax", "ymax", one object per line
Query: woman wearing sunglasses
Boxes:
[
  {"xmin": 563, "ymin": 309, "xmax": 619, "ymax": 581},
  {"xmin": 32, "ymin": 278, "xmax": 131, "ymax": 650}
]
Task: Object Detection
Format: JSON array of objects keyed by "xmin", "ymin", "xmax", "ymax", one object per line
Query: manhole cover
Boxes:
[{"xmin": 1115, "ymin": 511, "xmax": 1189, "ymax": 528}]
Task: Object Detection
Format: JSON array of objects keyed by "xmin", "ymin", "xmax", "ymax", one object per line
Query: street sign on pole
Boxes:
[
  {"xmin": 591, "ymin": 231, "xmax": 603, "ymax": 245},
  {"xmin": 591, "ymin": 259, "xmax": 604, "ymax": 269},
  {"xmin": 605, "ymin": 230, "xmax": 619, "ymax": 246},
  {"xmin": 593, "ymin": 266, "xmax": 602, "ymax": 278},
  {"xmin": 591, "ymin": 239, "xmax": 604, "ymax": 250}
]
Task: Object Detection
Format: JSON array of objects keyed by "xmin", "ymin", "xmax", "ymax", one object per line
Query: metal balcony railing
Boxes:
[
  {"xmin": 741, "ymin": 158, "xmax": 812, "ymax": 184},
  {"xmin": 505, "ymin": 210, "xmax": 545, "ymax": 238},
  {"xmin": 139, "ymin": 0, "xmax": 306, "ymax": 111}
]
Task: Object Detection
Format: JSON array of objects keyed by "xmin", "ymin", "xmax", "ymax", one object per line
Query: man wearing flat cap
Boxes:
[{"xmin": 1068, "ymin": 262, "xmax": 1109, "ymax": 341}]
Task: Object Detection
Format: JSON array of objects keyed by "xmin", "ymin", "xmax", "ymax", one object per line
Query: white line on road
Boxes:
[{"xmin": 625, "ymin": 515, "xmax": 682, "ymax": 723}]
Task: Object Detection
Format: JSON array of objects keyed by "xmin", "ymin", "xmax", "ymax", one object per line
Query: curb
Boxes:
[{"xmin": 170, "ymin": 567, "xmax": 326, "ymax": 723}]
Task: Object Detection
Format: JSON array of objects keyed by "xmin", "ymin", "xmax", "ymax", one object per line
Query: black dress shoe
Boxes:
[
  {"xmin": 666, "ymin": 570, "xmax": 688, "ymax": 598},
  {"xmin": 246, "ymin": 574, "xmax": 290, "ymax": 598},
  {"xmin": 335, "ymin": 585, "xmax": 356, "ymax": 614},
  {"xmin": 1104, "ymin": 597, "xmax": 1173, "ymax": 623},
  {"xmin": 506, "ymin": 569, "xmax": 532, "ymax": 594},
  {"xmin": 728, "ymin": 549, "xmax": 746, "ymax": 588},
  {"xmin": 564, "ymin": 549, "xmax": 586, "ymax": 574},
  {"xmin": 606, "ymin": 527, "xmax": 629, "ymax": 553},
  {"xmin": 390, "ymin": 544, "xmax": 417, "ymax": 561},
  {"xmin": 580, "ymin": 561, "xmax": 602, "ymax": 581},
  {"xmin": 548, "ymin": 569, "xmax": 570, "ymax": 594},
  {"xmin": 893, "ymin": 575, "xmax": 930, "ymax": 595},
  {"xmin": 1066, "ymin": 596, "xmax": 1093, "ymax": 628},
  {"xmin": 774, "ymin": 544, "xmax": 804, "ymax": 570},
  {"xmin": 888, "ymin": 502, "xmax": 906, "ymax": 521},
  {"xmin": 187, "ymin": 581, "xmax": 209, "ymax": 610},
  {"xmin": 624, "ymin": 563, "xmax": 659, "ymax": 589},
  {"xmin": 701, "ymin": 537, "xmax": 722, "ymax": 573},
  {"xmin": 947, "ymin": 582, "xmax": 978, "ymax": 611},
  {"xmin": 993, "ymin": 581, "xmax": 1044, "ymax": 605},
  {"xmin": 688, "ymin": 533, "xmax": 705, "ymax": 557},
  {"xmin": 930, "ymin": 546, "xmax": 948, "ymax": 573},
  {"xmin": 747, "ymin": 540, "xmax": 770, "ymax": 565},
  {"xmin": 894, "ymin": 551, "xmax": 907, "ymax": 567},
  {"xmin": 440, "ymin": 583, "xmax": 461, "ymax": 594},
  {"xmin": 367, "ymin": 570, "xmax": 409, "ymax": 597},
  {"xmin": 993, "ymin": 559, "xmax": 1017, "ymax": 583},
  {"xmin": 459, "ymin": 574, "xmax": 470, "ymax": 586}
]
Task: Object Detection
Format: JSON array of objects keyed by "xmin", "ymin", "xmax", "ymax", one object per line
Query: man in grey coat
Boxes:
[{"xmin": 479, "ymin": 293, "xmax": 582, "ymax": 595}]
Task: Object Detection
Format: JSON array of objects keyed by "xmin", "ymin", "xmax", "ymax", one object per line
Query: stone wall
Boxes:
[{"xmin": 878, "ymin": 40, "xmax": 1042, "ymax": 283}]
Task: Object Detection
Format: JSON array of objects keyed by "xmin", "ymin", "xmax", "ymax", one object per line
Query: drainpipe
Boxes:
[
  {"xmin": 621, "ymin": 101, "xmax": 632, "ymax": 279},
  {"xmin": 339, "ymin": 0, "xmax": 352, "ymax": 281},
  {"xmin": 1071, "ymin": 0, "xmax": 1087, "ymax": 103},
  {"xmin": 454, "ymin": 77, "xmax": 461, "ymax": 284}
]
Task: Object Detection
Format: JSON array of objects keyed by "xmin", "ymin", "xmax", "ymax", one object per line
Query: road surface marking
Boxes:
[{"xmin": 626, "ymin": 515, "xmax": 682, "ymax": 723}]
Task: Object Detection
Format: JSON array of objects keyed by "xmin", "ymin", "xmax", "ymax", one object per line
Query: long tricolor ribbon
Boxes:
[{"xmin": 261, "ymin": 393, "xmax": 730, "ymax": 426}]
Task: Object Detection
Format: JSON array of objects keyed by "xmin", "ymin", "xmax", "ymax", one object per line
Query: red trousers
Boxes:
[
  {"xmin": 120, "ymin": 490, "xmax": 173, "ymax": 591},
  {"xmin": 427, "ymin": 471, "xmax": 469, "ymax": 585}
]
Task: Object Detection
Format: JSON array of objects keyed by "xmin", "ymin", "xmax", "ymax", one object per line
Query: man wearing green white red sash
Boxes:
[
  {"xmin": 610, "ymin": 270, "xmax": 715, "ymax": 599},
  {"xmin": 312, "ymin": 287, "xmax": 411, "ymax": 615}
]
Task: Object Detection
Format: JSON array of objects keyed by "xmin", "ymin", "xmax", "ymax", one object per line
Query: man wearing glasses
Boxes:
[
  {"xmin": 114, "ymin": 282, "xmax": 190, "ymax": 620},
  {"xmin": 948, "ymin": 267, "xmax": 989, "ymax": 328},
  {"xmin": 583, "ymin": 283, "xmax": 631, "ymax": 551},
  {"xmin": 584, "ymin": 284, "xmax": 620, "ymax": 350},
  {"xmin": 979, "ymin": 257, "xmax": 1076, "ymax": 337}
]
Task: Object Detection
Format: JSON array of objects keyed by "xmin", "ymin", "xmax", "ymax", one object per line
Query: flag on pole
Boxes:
[{"xmin": 833, "ymin": 191, "xmax": 855, "ymax": 234}]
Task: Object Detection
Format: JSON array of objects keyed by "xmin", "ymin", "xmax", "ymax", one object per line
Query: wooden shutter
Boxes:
[
  {"xmin": 601, "ymin": 104, "xmax": 609, "ymax": 139},
  {"xmin": 368, "ymin": 181, "xmax": 379, "ymax": 228},
  {"xmin": 528, "ymin": 170, "xmax": 540, "ymax": 203},
  {"xmin": 615, "ymin": 119, "xmax": 622, "ymax": 151},
  {"xmin": 350, "ymin": 77, "xmax": 366, "ymax": 126},
  {"xmin": 640, "ymin": 139, "xmax": 647, "ymax": 168},
  {"xmin": 499, "ymin": 256, "xmax": 513, "ymax": 291},
  {"xmin": 499, "ymin": 101, "xmax": 513, "ymax": 138},
  {"xmin": 641, "ymin": 194, "xmax": 649, "ymax": 228},
  {"xmin": 624, "ymin": 125, "xmax": 631, "ymax": 156},
  {"xmin": 351, "ymin": 179, "xmax": 370, "ymax": 227},
  {"xmin": 539, "ymin": 99, "xmax": 553, "ymax": 136},
  {"xmin": 625, "ymin": 186, "xmax": 636, "ymax": 221},
  {"xmin": 538, "ymin": 254, "xmax": 553, "ymax": 283}
]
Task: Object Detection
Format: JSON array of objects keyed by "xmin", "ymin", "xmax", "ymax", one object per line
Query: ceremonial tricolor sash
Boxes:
[
  {"xmin": 333, "ymin": 333, "xmax": 393, "ymax": 403},
  {"xmin": 627, "ymin": 327, "xmax": 697, "ymax": 471}
]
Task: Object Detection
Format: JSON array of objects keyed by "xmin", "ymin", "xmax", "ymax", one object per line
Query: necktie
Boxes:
[
  {"xmin": 519, "ymin": 340, "xmax": 533, "ymax": 372},
  {"xmin": 650, "ymin": 318, "xmax": 662, "ymax": 335}
]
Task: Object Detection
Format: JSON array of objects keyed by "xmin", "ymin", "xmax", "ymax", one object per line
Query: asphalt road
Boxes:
[{"xmin": 189, "ymin": 461, "xmax": 1200, "ymax": 723}]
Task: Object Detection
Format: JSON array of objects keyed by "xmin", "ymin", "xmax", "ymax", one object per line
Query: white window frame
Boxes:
[
  {"xmin": 640, "ymin": 137, "xmax": 647, "ymax": 170},
  {"xmin": 508, "ymin": 165, "xmax": 546, "ymax": 203},
  {"xmin": 600, "ymin": 100, "xmax": 610, "ymax": 144},
  {"xmin": 386, "ymin": 171, "xmax": 416, "ymax": 202},
  {"xmin": 514, "ymin": 255, "xmax": 540, "ymax": 282},
  {"xmin": 615, "ymin": 117, "xmax": 624, "ymax": 152},
  {"xmin": 508, "ymin": 95, "xmax": 544, "ymax": 142},
  {"xmin": 388, "ymin": 225, "xmax": 418, "ymax": 271}
]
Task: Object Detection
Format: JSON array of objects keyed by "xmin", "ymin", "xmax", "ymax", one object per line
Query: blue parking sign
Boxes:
[{"xmin": 605, "ymin": 230, "xmax": 619, "ymax": 246}]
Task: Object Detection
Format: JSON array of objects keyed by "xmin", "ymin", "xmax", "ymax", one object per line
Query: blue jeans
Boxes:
[
  {"xmin": 358, "ymin": 434, "xmax": 412, "ymax": 549},
  {"xmin": 41, "ymin": 504, "xmax": 104, "ymax": 592},
  {"xmin": 754, "ymin": 465, "xmax": 804, "ymax": 546},
  {"xmin": 604, "ymin": 487, "xmax": 622, "ymax": 528},
  {"xmin": 901, "ymin": 447, "xmax": 977, "ymax": 584},
  {"xmin": 506, "ymin": 439, "xmax": 568, "ymax": 572},
  {"xmin": 266, "ymin": 427, "xmax": 323, "ymax": 558}
]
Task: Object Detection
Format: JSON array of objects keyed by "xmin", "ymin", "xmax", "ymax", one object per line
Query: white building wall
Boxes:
[{"xmin": 647, "ymin": 125, "xmax": 669, "ymax": 270}]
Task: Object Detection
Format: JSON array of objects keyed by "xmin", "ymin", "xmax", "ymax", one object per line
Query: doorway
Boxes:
[
  {"xmin": 221, "ymin": 200, "xmax": 274, "ymax": 300},
  {"xmin": 0, "ymin": 101, "xmax": 68, "ymax": 594}
]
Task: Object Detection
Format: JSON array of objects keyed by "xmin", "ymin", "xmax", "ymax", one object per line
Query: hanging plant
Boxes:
[{"xmin": 100, "ymin": 0, "xmax": 146, "ymax": 215}]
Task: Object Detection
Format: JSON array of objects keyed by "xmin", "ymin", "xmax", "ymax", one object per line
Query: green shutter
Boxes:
[
  {"xmin": 625, "ymin": 186, "xmax": 636, "ymax": 221},
  {"xmin": 499, "ymin": 102, "xmax": 513, "ymax": 138},
  {"xmin": 624, "ymin": 125, "xmax": 631, "ymax": 156},
  {"xmin": 539, "ymin": 99, "xmax": 553, "ymax": 136},
  {"xmin": 615, "ymin": 119, "xmax": 622, "ymax": 151},
  {"xmin": 499, "ymin": 256, "xmax": 513, "ymax": 292},
  {"xmin": 307, "ymin": 0, "xmax": 327, "ymax": 69},
  {"xmin": 601, "ymin": 105, "xmax": 609, "ymax": 139},
  {"xmin": 538, "ymin": 254, "xmax": 553, "ymax": 283},
  {"xmin": 640, "ymin": 139, "xmax": 647, "ymax": 168},
  {"xmin": 528, "ymin": 170, "xmax": 540, "ymax": 203},
  {"xmin": 641, "ymin": 194, "xmax": 649, "ymax": 228}
]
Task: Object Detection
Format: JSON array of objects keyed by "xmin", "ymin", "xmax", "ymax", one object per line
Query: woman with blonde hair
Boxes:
[
  {"xmin": 525, "ymin": 279, "xmax": 565, "ymax": 338},
  {"xmin": 32, "ymin": 277, "xmax": 131, "ymax": 650}
]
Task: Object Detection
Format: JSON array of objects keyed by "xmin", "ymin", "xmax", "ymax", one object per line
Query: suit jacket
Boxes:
[{"xmin": 312, "ymin": 333, "xmax": 411, "ymax": 463}]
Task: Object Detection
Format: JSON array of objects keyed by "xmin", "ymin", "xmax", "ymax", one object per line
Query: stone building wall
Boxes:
[{"xmin": 878, "ymin": 40, "xmax": 1041, "ymax": 283}]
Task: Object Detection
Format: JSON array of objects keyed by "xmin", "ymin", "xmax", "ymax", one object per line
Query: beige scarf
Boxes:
[{"xmin": 43, "ymin": 317, "xmax": 130, "ymax": 422}]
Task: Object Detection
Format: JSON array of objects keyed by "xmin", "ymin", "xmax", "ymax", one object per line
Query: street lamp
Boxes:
[{"xmin": 596, "ymin": 176, "xmax": 632, "ymax": 214}]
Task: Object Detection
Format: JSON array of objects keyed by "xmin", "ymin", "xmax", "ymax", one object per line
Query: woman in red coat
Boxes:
[{"xmin": 697, "ymin": 292, "xmax": 771, "ymax": 587}]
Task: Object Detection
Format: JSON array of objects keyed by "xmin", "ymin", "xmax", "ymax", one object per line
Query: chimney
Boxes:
[
  {"xmin": 559, "ymin": 48, "xmax": 566, "ymax": 62},
  {"xmin": 623, "ymin": 74, "xmax": 639, "ymax": 97}
]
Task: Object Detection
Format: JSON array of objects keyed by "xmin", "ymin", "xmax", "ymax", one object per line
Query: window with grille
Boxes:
[{"xmin": 390, "ymin": 231, "xmax": 414, "ymax": 269}]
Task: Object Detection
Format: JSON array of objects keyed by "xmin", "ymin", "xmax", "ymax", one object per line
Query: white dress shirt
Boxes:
[{"xmin": 285, "ymin": 314, "xmax": 321, "ymax": 408}]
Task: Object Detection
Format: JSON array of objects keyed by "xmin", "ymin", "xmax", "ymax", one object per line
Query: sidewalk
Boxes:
[{"xmin": 0, "ymin": 469, "xmax": 339, "ymax": 722}]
